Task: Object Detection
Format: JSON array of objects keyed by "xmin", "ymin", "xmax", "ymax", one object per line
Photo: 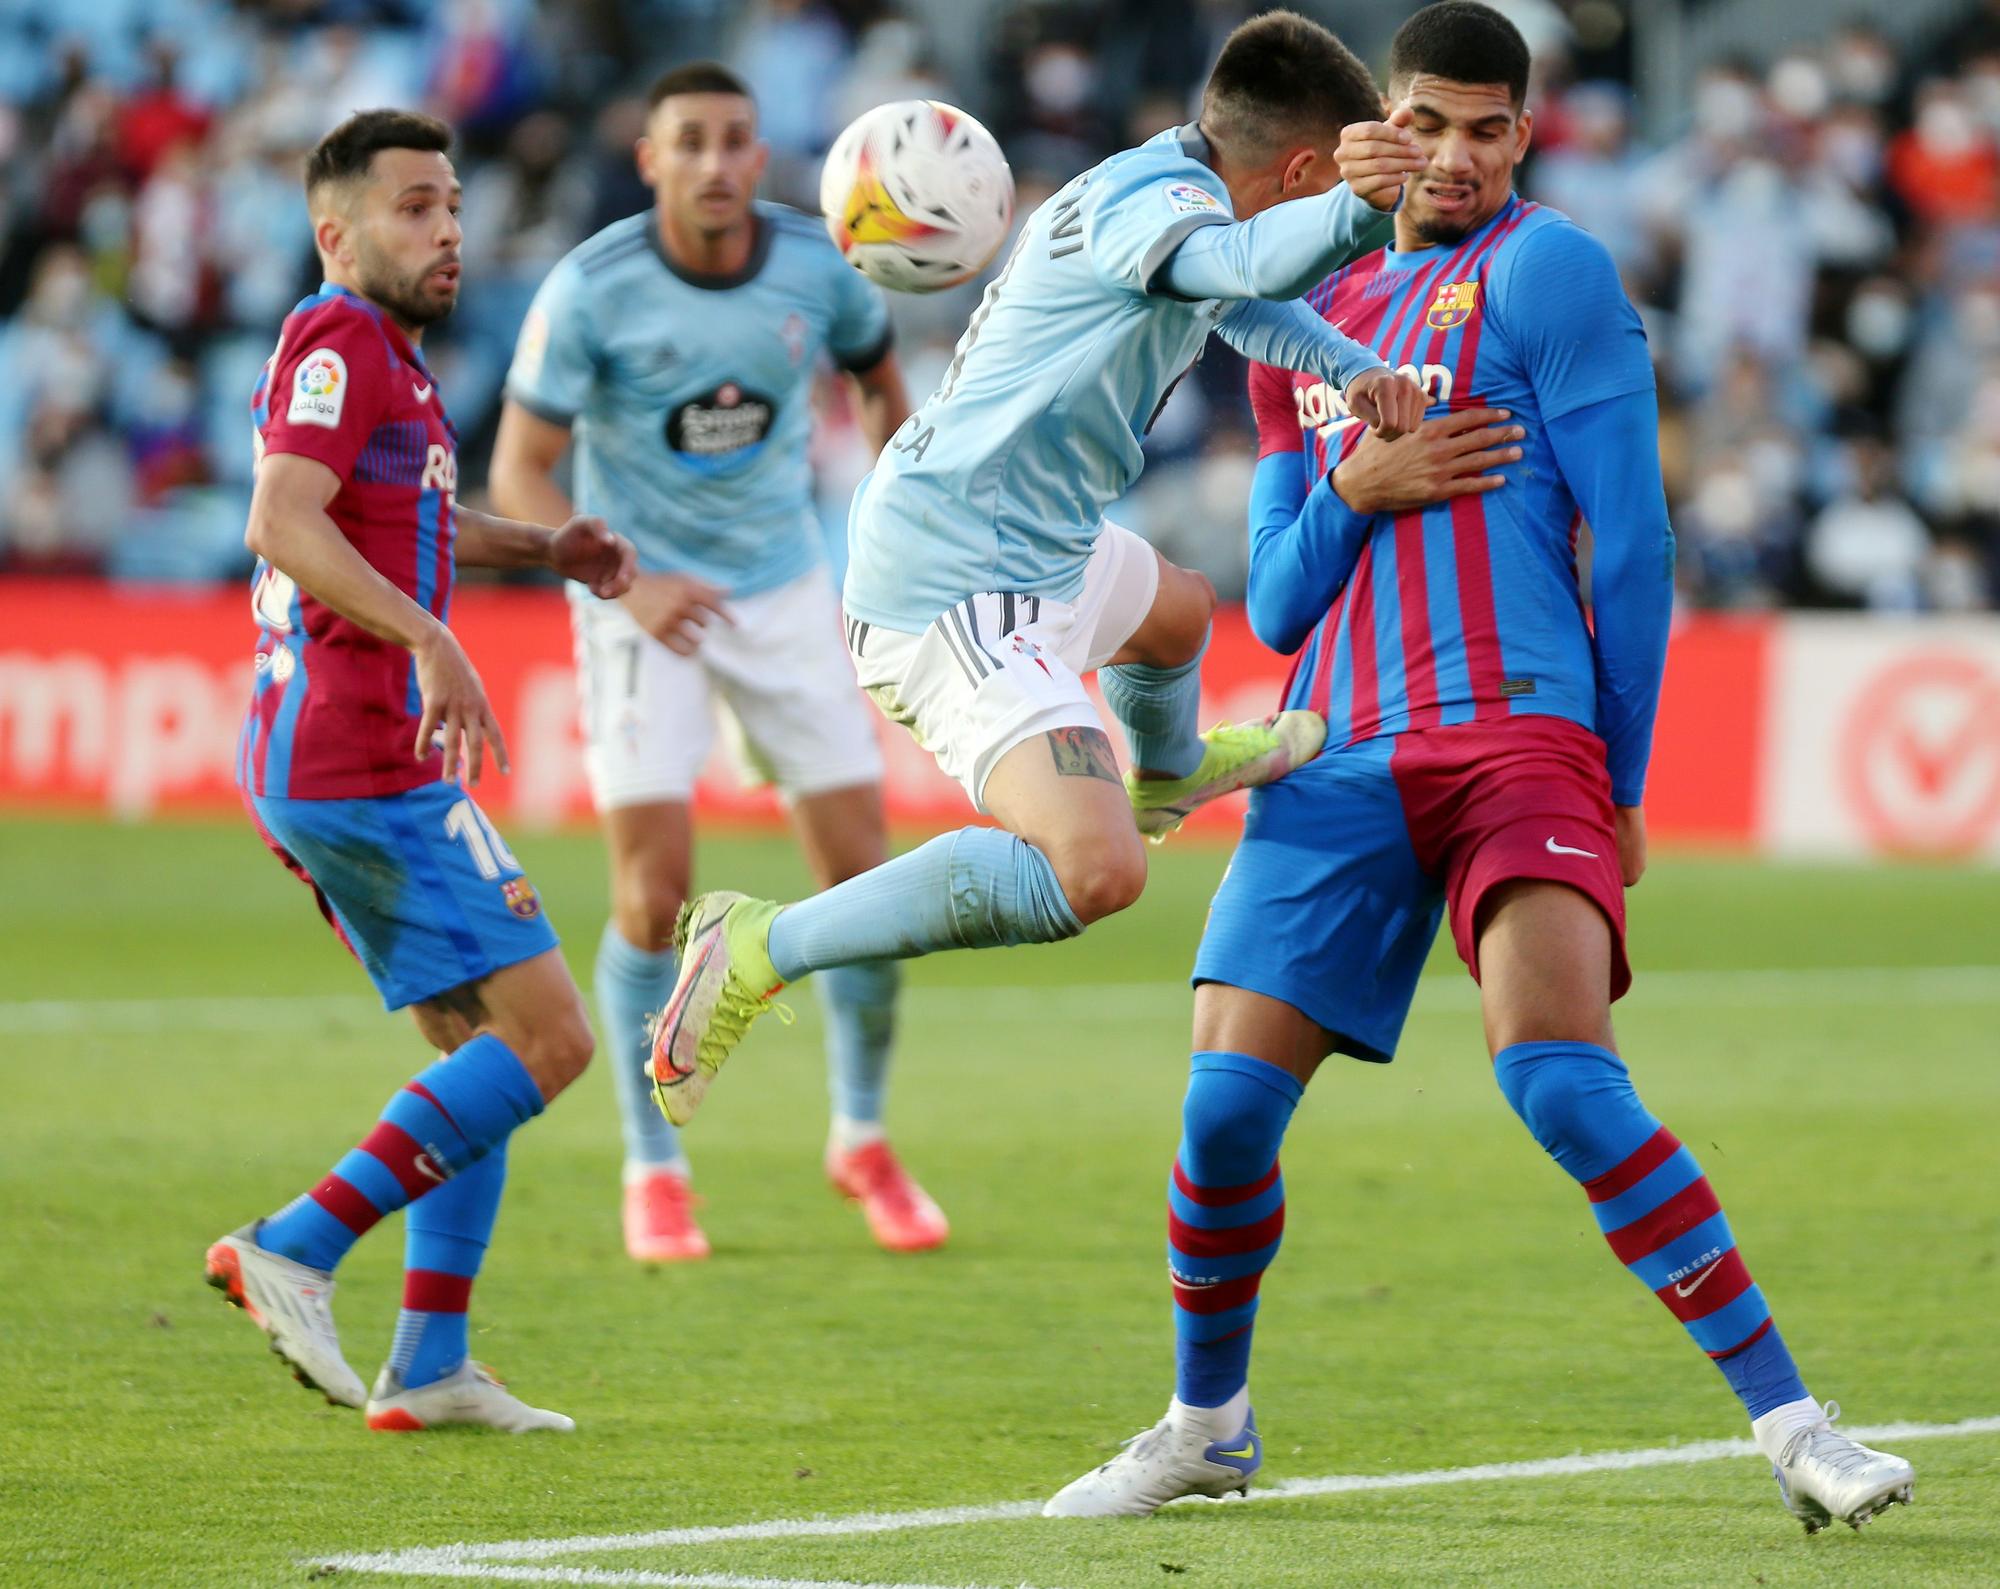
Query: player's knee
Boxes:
[
  {"xmin": 1148, "ymin": 566, "xmax": 1216, "ymax": 666},
  {"xmin": 519, "ymin": 1001, "xmax": 596, "ymax": 1097},
  {"xmin": 1049, "ymin": 838, "xmax": 1147, "ymax": 924},
  {"xmin": 613, "ymin": 879, "xmax": 687, "ymax": 954}
]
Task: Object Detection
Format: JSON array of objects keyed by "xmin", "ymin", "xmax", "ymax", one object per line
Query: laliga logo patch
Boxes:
[
  {"xmin": 287, "ymin": 347, "xmax": 347, "ymax": 428},
  {"xmin": 502, "ymin": 878, "xmax": 542, "ymax": 920},
  {"xmin": 1425, "ymin": 280, "xmax": 1481, "ymax": 331},
  {"xmin": 1166, "ymin": 182, "xmax": 1222, "ymax": 216}
]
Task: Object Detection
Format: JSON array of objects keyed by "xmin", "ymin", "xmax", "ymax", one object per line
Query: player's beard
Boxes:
[
  {"xmin": 1406, "ymin": 180, "xmax": 1511, "ymax": 248},
  {"xmin": 356, "ymin": 238, "xmax": 459, "ymax": 330}
]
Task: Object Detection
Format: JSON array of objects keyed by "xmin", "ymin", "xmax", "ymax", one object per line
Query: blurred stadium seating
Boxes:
[{"xmin": 3, "ymin": 0, "xmax": 2000, "ymax": 613}]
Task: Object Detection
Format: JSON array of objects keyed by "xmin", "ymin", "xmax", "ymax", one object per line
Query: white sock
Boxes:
[
  {"xmin": 1752, "ymin": 1394, "xmax": 1823, "ymax": 1462},
  {"xmin": 625, "ymin": 1157, "xmax": 692, "ymax": 1186},
  {"xmin": 831, "ymin": 1115, "xmax": 886, "ymax": 1153},
  {"xmin": 1172, "ymin": 1384, "xmax": 1250, "ymax": 1437}
]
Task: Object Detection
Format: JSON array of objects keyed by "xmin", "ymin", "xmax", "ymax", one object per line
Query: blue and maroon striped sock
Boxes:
[
  {"xmin": 1169, "ymin": 1051, "xmax": 1301, "ymax": 1409},
  {"xmin": 387, "ymin": 1144, "xmax": 507, "ymax": 1389},
  {"xmin": 257, "ymin": 1034, "xmax": 543, "ymax": 1274},
  {"xmin": 1494, "ymin": 1040, "xmax": 1808, "ymax": 1418}
]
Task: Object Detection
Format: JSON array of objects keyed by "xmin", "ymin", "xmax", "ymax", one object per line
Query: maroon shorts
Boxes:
[{"xmin": 1392, "ymin": 715, "xmax": 1631, "ymax": 1000}]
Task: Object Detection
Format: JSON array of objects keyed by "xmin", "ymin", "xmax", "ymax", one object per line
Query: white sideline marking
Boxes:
[
  {"xmin": 315, "ymin": 1416, "xmax": 2000, "ymax": 1585},
  {"xmin": 4, "ymin": 965, "xmax": 1998, "ymax": 1034}
]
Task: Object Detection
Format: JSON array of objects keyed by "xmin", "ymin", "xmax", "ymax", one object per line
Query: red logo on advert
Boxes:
[{"xmin": 1838, "ymin": 652, "xmax": 2000, "ymax": 855}]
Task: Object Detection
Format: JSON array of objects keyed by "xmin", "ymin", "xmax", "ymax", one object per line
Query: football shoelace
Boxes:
[{"xmin": 1779, "ymin": 1401, "xmax": 1875, "ymax": 1478}]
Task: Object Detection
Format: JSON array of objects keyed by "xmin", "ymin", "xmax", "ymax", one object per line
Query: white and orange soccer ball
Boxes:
[{"xmin": 820, "ymin": 100, "xmax": 1014, "ymax": 294}]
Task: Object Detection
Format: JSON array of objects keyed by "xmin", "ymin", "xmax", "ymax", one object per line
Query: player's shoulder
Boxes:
[
  {"xmin": 757, "ymin": 200, "xmax": 852, "ymax": 282},
  {"xmin": 1490, "ymin": 201, "xmax": 1620, "ymax": 296},
  {"xmin": 276, "ymin": 287, "xmax": 402, "ymax": 393},
  {"xmin": 282, "ymin": 286, "xmax": 395, "ymax": 354},
  {"xmin": 1089, "ymin": 127, "xmax": 1233, "ymax": 217},
  {"xmin": 759, "ymin": 199, "xmax": 834, "ymax": 248},
  {"xmin": 563, "ymin": 212, "xmax": 655, "ymax": 283}
]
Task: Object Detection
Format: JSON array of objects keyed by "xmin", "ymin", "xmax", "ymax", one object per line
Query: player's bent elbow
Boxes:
[{"xmin": 1244, "ymin": 587, "xmax": 1307, "ymax": 657}]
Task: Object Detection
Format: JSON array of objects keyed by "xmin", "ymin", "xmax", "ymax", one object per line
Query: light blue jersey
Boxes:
[
  {"xmin": 507, "ymin": 203, "xmax": 892, "ymax": 598},
  {"xmin": 844, "ymin": 125, "xmax": 1394, "ymax": 631}
]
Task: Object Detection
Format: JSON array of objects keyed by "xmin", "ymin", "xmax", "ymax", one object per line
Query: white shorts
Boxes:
[
  {"xmin": 572, "ymin": 565, "xmax": 884, "ymax": 810},
  {"xmin": 847, "ymin": 521, "xmax": 1161, "ymax": 810}
]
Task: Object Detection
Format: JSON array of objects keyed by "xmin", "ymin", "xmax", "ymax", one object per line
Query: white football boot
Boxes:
[
  {"xmin": 366, "ymin": 1360, "xmax": 575, "ymax": 1433},
  {"xmin": 1044, "ymin": 1393, "xmax": 1262, "ymax": 1517},
  {"xmin": 204, "ymin": 1224, "xmax": 367, "ymax": 1408},
  {"xmin": 1761, "ymin": 1400, "xmax": 1915, "ymax": 1532}
]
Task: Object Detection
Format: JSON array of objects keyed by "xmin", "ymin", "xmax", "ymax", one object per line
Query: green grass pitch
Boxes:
[{"xmin": 2, "ymin": 815, "xmax": 1997, "ymax": 1586}]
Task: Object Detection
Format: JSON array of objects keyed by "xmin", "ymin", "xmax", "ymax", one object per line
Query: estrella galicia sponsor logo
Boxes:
[{"xmin": 665, "ymin": 381, "xmax": 775, "ymax": 472}]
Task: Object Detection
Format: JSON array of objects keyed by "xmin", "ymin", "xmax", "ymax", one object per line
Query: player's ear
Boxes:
[
  {"xmin": 1513, "ymin": 107, "xmax": 1533, "ymax": 165},
  {"xmin": 751, "ymin": 138, "xmax": 770, "ymax": 185},
  {"xmin": 311, "ymin": 207, "xmax": 348, "ymax": 269},
  {"xmin": 635, "ymin": 135, "xmax": 658, "ymax": 191},
  {"xmin": 1279, "ymin": 145, "xmax": 1317, "ymax": 195}
]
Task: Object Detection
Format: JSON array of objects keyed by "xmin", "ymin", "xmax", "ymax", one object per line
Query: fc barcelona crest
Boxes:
[
  {"xmin": 1426, "ymin": 279, "xmax": 1481, "ymax": 331},
  {"xmin": 502, "ymin": 878, "xmax": 542, "ymax": 920}
]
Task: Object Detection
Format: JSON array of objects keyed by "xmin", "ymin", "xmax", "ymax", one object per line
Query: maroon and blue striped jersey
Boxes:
[
  {"xmin": 237, "ymin": 285, "xmax": 459, "ymax": 800},
  {"xmin": 1247, "ymin": 196, "xmax": 1672, "ymax": 802}
]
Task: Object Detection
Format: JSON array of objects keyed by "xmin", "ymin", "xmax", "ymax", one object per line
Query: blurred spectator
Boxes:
[{"xmin": 1805, "ymin": 436, "xmax": 1932, "ymax": 609}]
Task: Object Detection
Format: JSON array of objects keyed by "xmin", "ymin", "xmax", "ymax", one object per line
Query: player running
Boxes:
[
  {"xmin": 489, "ymin": 63, "xmax": 944, "ymax": 1262},
  {"xmin": 1044, "ymin": 3, "xmax": 1915, "ymax": 1529},
  {"xmin": 650, "ymin": 12, "xmax": 1428, "ymax": 1126},
  {"xmin": 206, "ymin": 110, "xmax": 637, "ymax": 1433}
]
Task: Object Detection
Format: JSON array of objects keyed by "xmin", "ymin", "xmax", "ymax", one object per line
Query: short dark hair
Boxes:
[
  {"xmin": 1202, "ymin": 10, "xmax": 1381, "ymax": 161},
  {"xmin": 647, "ymin": 61, "xmax": 754, "ymax": 109},
  {"xmin": 1388, "ymin": 2, "xmax": 1532, "ymax": 108},
  {"xmin": 304, "ymin": 108, "xmax": 453, "ymax": 203}
]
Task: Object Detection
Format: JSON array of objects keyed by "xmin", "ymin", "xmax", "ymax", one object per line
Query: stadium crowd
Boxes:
[{"xmin": 2, "ymin": 0, "xmax": 1998, "ymax": 612}]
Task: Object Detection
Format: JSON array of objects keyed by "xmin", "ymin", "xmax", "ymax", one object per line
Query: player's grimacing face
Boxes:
[
  {"xmin": 335, "ymin": 148, "xmax": 463, "ymax": 329},
  {"xmin": 640, "ymin": 95, "xmax": 768, "ymax": 237},
  {"xmin": 1393, "ymin": 74, "xmax": 1531, "ymax": 245}
]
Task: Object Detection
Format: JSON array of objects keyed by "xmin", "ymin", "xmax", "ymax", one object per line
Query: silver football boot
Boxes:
[{"xmin": 1770, "ymin": 1402, "xmax": 1915, "ymax": 1532}]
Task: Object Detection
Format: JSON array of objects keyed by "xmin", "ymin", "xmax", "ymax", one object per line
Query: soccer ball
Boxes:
[{"xmin": 820, "ymin": 100, "xmax": 1014, "ymax": 294}]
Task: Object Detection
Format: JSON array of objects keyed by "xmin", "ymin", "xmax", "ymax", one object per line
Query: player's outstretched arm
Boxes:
[
  {"xmin": 246, "ymin": 452, "xmax": 509, "ymax": 783},
  {"xmin": 1156, "ymin": 183, "xmax": 1395, "ymax": 303},
  {"xmin": 1219, "ymin": 300, "xmax": 1426, "ymax": 439},
  {"xmin": 487, "ymin": 398, "xmax": 637, "ymax": 597},
  {"xmin": 453, "ymin": 502, "xmax": 636, "ymax": 599}
]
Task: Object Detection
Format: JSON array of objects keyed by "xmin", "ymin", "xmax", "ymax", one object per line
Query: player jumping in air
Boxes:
[
  {"xmin": 207, "ymin": 110, "xmax": 638, "ymax": 1432},
  {"xmin": 650, "ymin": 12, "xmax": 1429, "ymax": 1125},
  {"xmin": 490, "ymin": 63, "xmax": 945, "ymax": 1262},
  {"xmin": 1044, "ymin": 3, "xmax": 1916, "ymax": 1528}
]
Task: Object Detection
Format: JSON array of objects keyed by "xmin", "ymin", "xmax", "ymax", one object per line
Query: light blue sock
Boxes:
[
  {"xmin": 818, "ymin": 961, "xmax": 899, "ymax": 1125},
  {"xmin": 1101, "ymin": 635, "xmax": 1207, "ymax": 780},
  {"xmin": 390, "ymin": 1144, "xmax": 507, "ymax": 1389},
  {"xmin": 595, "ymin": 922, "xmax": 684, "ymax": 1172},
  {"xmin": 767, "ymin": 827, "xmax": 1082, "ymax": 982}
]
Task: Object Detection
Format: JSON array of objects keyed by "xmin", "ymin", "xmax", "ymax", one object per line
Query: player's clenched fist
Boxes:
[
  {"xmin": 1337, "ymin": 103, "xmax": 1425, "ymax": 213},
  {"xmin": 548, "ymin": 514, "xmax": 638, "ymax": 599},
  {"xmin": 1342, "ymin": 365, "xmax": 1428, "ymax": 441},
  {"xmin": 620, "ymin": 571, "xmax": 735, "ymax": 657},
  {"xmin": 412, "ymin": 625, "xmax": 511, "ymax": 784}
]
